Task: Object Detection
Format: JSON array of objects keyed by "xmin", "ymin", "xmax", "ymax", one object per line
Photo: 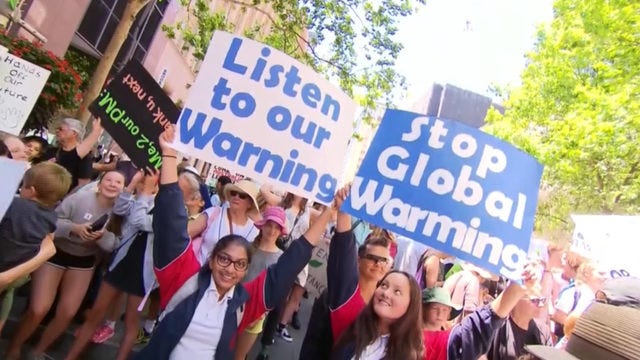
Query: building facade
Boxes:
[{"xmin": 8, "ymin": 0, "xmax": 276, "ymax": 178}]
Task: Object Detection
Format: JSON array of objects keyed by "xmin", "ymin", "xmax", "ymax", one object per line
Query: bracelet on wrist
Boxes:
[{"xmin": 162, "ymin": 154, "xmax": 177, "ymax": 159}]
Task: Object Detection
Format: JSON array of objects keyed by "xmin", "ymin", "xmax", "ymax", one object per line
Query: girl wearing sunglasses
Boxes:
[{"xmin": 135, "ymin": 126, "xmax": 337, "ymax": 359}]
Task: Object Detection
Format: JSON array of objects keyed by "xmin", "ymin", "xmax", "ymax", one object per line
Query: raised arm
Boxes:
[
  {"xmin": 327, "ymin": 185, "xmax": 359, "ymax": 310},
  {"xmin": 153, "ymin": 126, "xmax": 201, "ymax": 308},
  {"xmin": 75, "ymin": 117, "xmax": 103, "ymax": 159},
  {"xmin": 263, "ymin": 204, "xmax": 335, "ymax": 307},
  {"xmin": 239, "ymin": 198, "xmax": 336, "ymax": 331},
  {"xmin": 0, "ymin": 234, "xmax": 55, "ymax": 291},
  {"xmin": 126, "ymin": 171, "xmax": 158, "ymax": 232},
  {"xmin": 448, "ymin": 260, "xmax": 542, "ymax": 360},
  {"xmin": 112, "ymin": 171, "xmax": 145, "ymax": 216}
]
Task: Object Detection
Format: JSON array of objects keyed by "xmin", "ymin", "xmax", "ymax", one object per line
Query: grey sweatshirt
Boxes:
[{"xmin": 54, "ymin": 190, "xmax": 114, "ymax": 257}]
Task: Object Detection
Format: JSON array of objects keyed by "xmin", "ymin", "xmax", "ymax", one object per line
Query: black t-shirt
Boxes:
[
  {"xmin": 0, "ymin": 198, "xmax": 57, "ymax": 272},
  {"xmin": 55, "ymin": 147, "xmax": 93, "ymax": 193}
]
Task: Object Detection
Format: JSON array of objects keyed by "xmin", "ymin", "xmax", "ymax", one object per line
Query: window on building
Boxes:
[{"xmin": 76, "ymin": 0, "xmax": 169, "ymax": 67}]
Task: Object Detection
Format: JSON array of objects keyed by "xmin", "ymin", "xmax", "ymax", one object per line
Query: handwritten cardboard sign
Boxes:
[
  {"xmin": 89, "ymin": 60, "xmax": 180, "ymax": 170},
  {"xmin": 342, "ymin": 109, "xmax": 543, "ymax": 279},
  {"xmin": 173, "ymin": 31, "xmax": 356, "ymax": 204},
  {"xmin": 0, "ymin": 53, "xmax": 50, "ymax": 135}
]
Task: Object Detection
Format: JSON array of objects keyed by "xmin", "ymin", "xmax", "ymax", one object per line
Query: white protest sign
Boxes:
[
  {"xmin": 571, "ymin": 214, "xmax": 640, "ymax": 278},
  {"xmin": 174, "ymin": 31, "xmax": 356, "ymax": 204},
  {"xmin": 0, "ymin": 53, "xmax": 50, "ymax": 135},
  {"xmin": 0, "ymin": 158, "xmax": 28, "ymax": 221}
]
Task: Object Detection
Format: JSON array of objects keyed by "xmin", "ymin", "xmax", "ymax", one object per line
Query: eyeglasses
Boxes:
[
  {"xmin": 362, "ymin": 253, "xmax": 389, "ymax": 265},
  {"xmin": 528, "ymin": 297, "xmax": 547, "ymax": 307},
  {"xmin": 215, "ymin": 253, "xmax": 248, "ymax": 271},
  {"xmin": 229, "ymin": 190, "xmax": 249, "ymax": 200}
]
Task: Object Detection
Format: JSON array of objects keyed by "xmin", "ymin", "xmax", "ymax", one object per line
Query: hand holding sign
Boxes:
[{"xmin": 159, "ymin": 124, "xmax": 176, "ymax": 155}]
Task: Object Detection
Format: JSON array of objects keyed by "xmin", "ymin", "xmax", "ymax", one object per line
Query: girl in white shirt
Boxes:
[{"xmin": 333, "ymin": 270, "xmax": 425, "ymax": 360}]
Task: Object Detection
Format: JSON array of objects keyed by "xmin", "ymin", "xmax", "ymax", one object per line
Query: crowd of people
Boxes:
[{"xmin": 0, "ymin": 119, "xmax": 639, "ymax": 360}]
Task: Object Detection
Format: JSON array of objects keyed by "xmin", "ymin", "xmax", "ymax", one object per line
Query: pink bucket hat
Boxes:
[{"xmin": 255, "ymin": 206, "xmax": 288, "ymax": 236}]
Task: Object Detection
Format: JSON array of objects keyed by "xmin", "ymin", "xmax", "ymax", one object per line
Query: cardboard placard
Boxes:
[
  {"xmin": 89, "ymin": 60, "xmax": 180, "ymax": 170},
  {"xmin": 173, "ymin": 31, "xmax": 356, "ymax": 204},
  {"xmin": 0, "ymin": 53, "xmax": 50, "ymax": 135}
]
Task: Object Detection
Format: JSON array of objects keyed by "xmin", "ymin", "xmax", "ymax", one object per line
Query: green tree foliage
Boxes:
[
  {"xmin": 162, "ymin": 0, "xmax": 426, "ymax": 124},
  {"xmin": 484, "ymin": 0, "xmax": 640, "ymax": 233}
]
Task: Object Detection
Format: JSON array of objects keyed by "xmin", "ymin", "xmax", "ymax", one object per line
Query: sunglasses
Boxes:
[
  {"xmin": 215, "ymin": 253, "xmax": 248, "ymax": 271},
  {"xmin": 362, "ymin": 253, "xmax": 389, "ymax": 265},
  {"xmin": 229, "ymin": 190, "xmax": 249, "ymax": 200}
]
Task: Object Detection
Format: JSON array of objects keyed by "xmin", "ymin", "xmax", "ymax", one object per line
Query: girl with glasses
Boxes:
[{"xmin": 135, "ymin": 126, "xmax": 337, "ymax": 359}]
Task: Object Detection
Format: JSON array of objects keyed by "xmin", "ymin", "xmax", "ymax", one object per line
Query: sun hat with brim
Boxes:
[
  {"xmin": 254, "ymin": 206, "xmax": 288, "ymax": 236},
  {"xmin": 224, "ymin": 179, "xmax": 260, "ymax": 213},
  {"xmin": 525, "ymin": 302, "xmax": 640, "ymax": 360},
  {"xmin": 422, "ymin": 287, "xmax": 462, "ymax": 320}
]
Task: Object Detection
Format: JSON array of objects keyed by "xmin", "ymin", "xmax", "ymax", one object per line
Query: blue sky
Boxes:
[{"xmin": 394, "ymin": 0, "xmax": 554, "ymax": 107}]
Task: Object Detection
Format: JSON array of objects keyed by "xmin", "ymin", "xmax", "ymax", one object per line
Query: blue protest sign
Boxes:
[{"xmin": 342, "ymin": 109, "xmax": 543, "ymax": 279}]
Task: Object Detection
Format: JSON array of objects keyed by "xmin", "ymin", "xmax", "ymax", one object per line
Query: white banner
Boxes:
[
  {"xmin": 174, "ymin": 31, "xmax": 356, "ymax": 204},
  {"xmin": 571, "ymin": 214, "xmax": 640, "ymax": 278},
  {"xmin": 0, "ymin": 53, "xmax": 50, "ymax": 135},
  {"xmin": 0, "ymin": 158, "xmax": 28, "ymax": 221}
]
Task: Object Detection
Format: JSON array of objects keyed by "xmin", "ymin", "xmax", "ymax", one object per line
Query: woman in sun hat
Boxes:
[
  {"xmin": 189, "ymin": 179, "xmax": 262, "ymax": 265},
  {"xmin": 233, "ymin": 205, "xmax": 288, "ymax": 360}
]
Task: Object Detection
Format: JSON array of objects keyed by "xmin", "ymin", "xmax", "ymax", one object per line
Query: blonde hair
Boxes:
[{"xmin": 23, "ymin": 162, "xmax": 72, "ymax": 206}]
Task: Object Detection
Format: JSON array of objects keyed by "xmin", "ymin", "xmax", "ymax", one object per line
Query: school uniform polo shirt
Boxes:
[{"xmin": 169, "ymin": 282, "xmax": 235, "ymax": 359}]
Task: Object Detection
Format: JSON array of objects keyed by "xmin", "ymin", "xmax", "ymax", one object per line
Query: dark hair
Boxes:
[
  {"xmin": 209, "ymin": 234, "xmax": 253, "ymax": 265},
  {"xmin": 217, "ymin": 176, "xmax": 232, "ymax": 186},
  {"xmin": 366, "ymin": 227, "xmax": 396, "ymax": 244},
  {"xmin": 358, "ymin": 237, "xmax": 390, "ymax": 257},
  {"xmin": 22, "ymin": 135, "xmax": 49, "ymax": 160},
  {"xmin": 280, "ymin": 193, "xmax": 308, "ymax": 213},
  {"xmin": 335, "ymin": 271, "xmax": 424, "ymax": 360},
  {"xmin": 0, "ymin": 140, "xmax": 9, "ymax": 157}
]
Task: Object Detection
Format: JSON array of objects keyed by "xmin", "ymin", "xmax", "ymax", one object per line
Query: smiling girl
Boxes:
[{"xmin": 333, "ymin": 270, "xmax": 424, "ymax": 359}]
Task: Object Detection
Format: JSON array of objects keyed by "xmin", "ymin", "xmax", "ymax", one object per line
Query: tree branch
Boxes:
[{"xmin": 225, "ymin": 0, "xmax": 344, "ymax": 71}]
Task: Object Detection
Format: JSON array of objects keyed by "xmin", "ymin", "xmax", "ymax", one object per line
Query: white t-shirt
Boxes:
[
  {"xmin": 352, "ymin": 334, "xmax": 389, "ymax": 360},
  {"xmin": 198, "ymin": 205, "xmax": 259, "ymax": 264}
]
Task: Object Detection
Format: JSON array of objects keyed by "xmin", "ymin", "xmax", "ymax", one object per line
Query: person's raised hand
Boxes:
[
  {"xmin": 520, "ymin": 258, "xmax": 544, "ymax": 297},
  {"xmin": 333, "ymin": 183, "xmax": 351, "ymax": 211},
  {"xmin": 141, "ymin": 167, "xmax": 160, "ymax": 194},
  {"xmin": 159, "ymin": 125, "xmax": 176, "ymax": 154},
  {"xmin": 130, "ymin": 169, "xmax": 145, "ymax": 186}
]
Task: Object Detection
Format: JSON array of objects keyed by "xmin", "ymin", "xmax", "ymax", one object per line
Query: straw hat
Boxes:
[{"xmin": 224, "ymin": 179, "xmax": 260, "ymax": 213}]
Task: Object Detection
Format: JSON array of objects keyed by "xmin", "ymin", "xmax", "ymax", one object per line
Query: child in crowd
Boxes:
[{"xmin": 0, "ymin": 162, "xmax": 72, "ymax": 333}]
